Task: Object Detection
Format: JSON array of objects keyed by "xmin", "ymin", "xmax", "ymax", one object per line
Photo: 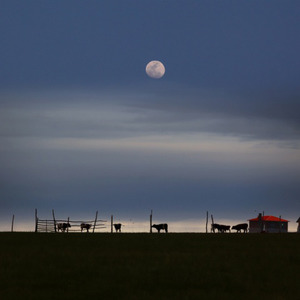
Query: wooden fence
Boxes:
[{"xmin": 35, "ymin": 209, "xmax": 106, "ymax": 233}]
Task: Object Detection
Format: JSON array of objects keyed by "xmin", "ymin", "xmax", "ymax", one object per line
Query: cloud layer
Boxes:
[{"xmin": 1, "ymin": 88, "xmax": 299, "ymax": 228}]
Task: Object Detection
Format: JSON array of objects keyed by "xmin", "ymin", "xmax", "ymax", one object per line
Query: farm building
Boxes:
[
  {"xmin": 248, "ymin": 214, "xmax": 289, "ymax": 233},
  {"xmin": 297, "ymin": 218, "xmax": 300, "ymax": 233}
]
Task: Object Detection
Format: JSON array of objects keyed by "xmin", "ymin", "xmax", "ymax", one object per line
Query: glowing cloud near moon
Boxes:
[{"xmin": 145, "ymin": 60, "xmax": 165, "ymax": 79}]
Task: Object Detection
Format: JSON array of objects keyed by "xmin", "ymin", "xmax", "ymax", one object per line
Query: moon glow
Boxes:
[{"xmin": 146, "ymin": 60, "xmax": 165, "ymax": 79}]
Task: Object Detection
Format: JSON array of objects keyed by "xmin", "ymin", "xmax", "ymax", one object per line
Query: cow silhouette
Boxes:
[
  {"xmin": 211, "ymin": 224, "xmax": 230, "ymax": 233},
  {"xmin": 152, "ymin": 223, "xmax": 168, "ymax": 233},
  {"xmin": 219, "ymin": 225, "xmax": 231, "ymax": 233},
  {"xmin": 80, "ymin": 223, "xmax": 92, "ymax": 233},
  {"xmin": 57, "ymin": 223, "xmax": 71, "ymax": 232},
  {"xmin": 114, "ymin": 223, "xmax": 122, "ymax": 232},
  {"xmin": 211, "ymin": 223, "xmax": 222, "ymax": 233},
  {"xmin": 232, "ymin": 223, "xmax": 248, "ymax": 233}
]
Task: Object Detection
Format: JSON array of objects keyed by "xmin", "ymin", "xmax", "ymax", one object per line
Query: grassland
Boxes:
[{"xmin": 0, "ymin": 233, "xmax": 299, "ymax": 300}]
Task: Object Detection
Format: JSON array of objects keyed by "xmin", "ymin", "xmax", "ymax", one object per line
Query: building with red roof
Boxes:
[{"xmin": 248, "ymin": 214, "xmax": 289, "ymax": 233}]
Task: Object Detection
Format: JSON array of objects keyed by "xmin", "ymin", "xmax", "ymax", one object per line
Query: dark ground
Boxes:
[{"xmin": 0, "ymin": 233, "xmax": 299, "ymax": 299}]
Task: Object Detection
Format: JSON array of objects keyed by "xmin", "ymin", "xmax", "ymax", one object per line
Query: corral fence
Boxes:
[{"xmin": 35, "ymin": 209, "xmax": 107, "ymax": 233}]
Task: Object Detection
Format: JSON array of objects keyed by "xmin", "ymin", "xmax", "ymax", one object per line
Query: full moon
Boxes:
[{"xmin": 145, "ymin": 60, "xmax": 165, "ymax": 79}]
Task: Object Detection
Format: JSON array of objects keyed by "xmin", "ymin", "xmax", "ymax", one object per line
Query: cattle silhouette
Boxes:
[
  {"xmin": 211, "ymin": 223, "xmax": 222, "ymax": 233},
  {"xmin": 232, "ymin": 223, "xmax": 248, "ymax": 233},
  {"xmin": 80, "ymin": 223, "xmax": 92, "ymax": 233},
  {"xmin": 152, "ymin": 223, "xmax": 168, "ymax": 233},
  {"xmin": 57, "ymin": 223, "xmax": 71, "ymax": 232},
  {"xmin": 211, "ymin": 223, "xmax": 231, "ymax": 233},
  {"xmin": 220, "ymin": 225, "xmax": 231, "ymax": 233},
  {"xmin": 114, "ymin": 223, "xmax": 122, "ymax": 232}
]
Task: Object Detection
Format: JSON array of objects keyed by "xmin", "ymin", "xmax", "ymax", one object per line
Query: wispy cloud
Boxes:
[{"xmin": 1, "ymin": 87, "xmax": 300, "ymax": 143}]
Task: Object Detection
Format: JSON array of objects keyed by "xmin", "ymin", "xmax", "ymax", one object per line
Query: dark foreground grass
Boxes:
[{"xmin": 0, "ymin": 233, "xmax": 299, "ymax": 300}]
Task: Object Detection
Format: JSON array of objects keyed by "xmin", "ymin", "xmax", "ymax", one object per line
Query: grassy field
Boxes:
[{"xmin": 0, "ymin": 233, "xmax": 299, "ymax": 300}]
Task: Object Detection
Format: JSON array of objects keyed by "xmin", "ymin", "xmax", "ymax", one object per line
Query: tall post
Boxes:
[
  {"xmin": 111, "ymin": 215, "xmax": 113, "ymax": 233},
  {"xmin": 52, "ymin": 209, "xmax": 57, "ymax": 233},
  {"xmin": 35, "ymin": 209, "xmax": 38, "ymax": 233},
  {"xmin": 93, "ymin": 211, "xmax": 98, "ymax": 233},
  {"xmin": 211, "ymin": 214, "xmax": 215, "ymax": 233},
  {"xmin": 206, "ymin": 211, "xmax": 208, "ymax": 233},
  {"xmin": 67, "ymin": 217, "xmax": 70, "ymax": 233},
  {"xmin": 150, "ymin": 210, "xmax": 153, "ymax": 233},
  {"xmin": 11, "ymin": 215, "xmax": 15, "ymax": 232}
]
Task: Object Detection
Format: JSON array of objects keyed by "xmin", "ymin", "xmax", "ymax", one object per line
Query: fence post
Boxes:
[
  {"xmin": 52, "ymin": 209, "xmax": 57, "ymax": 233},
  {"xmin": 67, "ymin": 217, "xmax": 70, "ymax": 233},
  {"xmin": 93, "ymin": 211, "xmax": 98, "ymax": 233},
  {"xmin": 11, "ymin": 215, "xmax": 15, "ymax": 232},
  {"xmin": 206, "ymin": 211, "xmax": 208, "ymax": 233},
  {"xmin": 211, "ymin": 214, "xmax": 215, "ymax": 233},
  {"xmin": 150, "ymin": 210, "xmax": 153, "ymax": 233},
  {"xmin": 111, "ymin": 215, "xmax": 113, "ymax": 233},
  {"xmin": 35, "ymin": 209, "xmax": 38, "ymax": 233}
]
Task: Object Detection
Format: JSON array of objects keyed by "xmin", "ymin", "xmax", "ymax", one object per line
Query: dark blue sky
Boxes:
[
  {"xmin": 1, "ymin": 1, "xmax": 299, "ymax": 90},
  {"xmin": 1, "ymin": 1, "xmax": 300, "ymax": 231}
]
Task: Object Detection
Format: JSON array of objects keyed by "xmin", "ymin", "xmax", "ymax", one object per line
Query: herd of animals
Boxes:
[
  {"xmin": 56, "ymin": 222, "xmax": 91, "ymax": 232},
  {"xmin": 56, "ymin": 222, "xmax": 248, "ymax": 233},
  {"xmin": 211, "ymin": 223, "xmax": 248, "ymax": 233},
  {"xmin": 56, "ymin": 222, "xmax": 123, "ymax": 233}
]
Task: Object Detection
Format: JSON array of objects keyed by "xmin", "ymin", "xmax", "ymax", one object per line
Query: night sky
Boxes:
[{"xmin": 1, "ymin": 1, "xmax": 299, "ymax": 231}]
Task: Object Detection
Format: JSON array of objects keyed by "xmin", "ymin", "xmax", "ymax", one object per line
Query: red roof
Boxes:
[{"xmin": 249, "ymin": 215, "xmax": 289, "ymax": 222}]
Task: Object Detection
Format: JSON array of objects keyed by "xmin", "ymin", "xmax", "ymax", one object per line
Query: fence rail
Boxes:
[{"xmin": 35, "ymin": 219, "xmax": 56, "ymax": 233}]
